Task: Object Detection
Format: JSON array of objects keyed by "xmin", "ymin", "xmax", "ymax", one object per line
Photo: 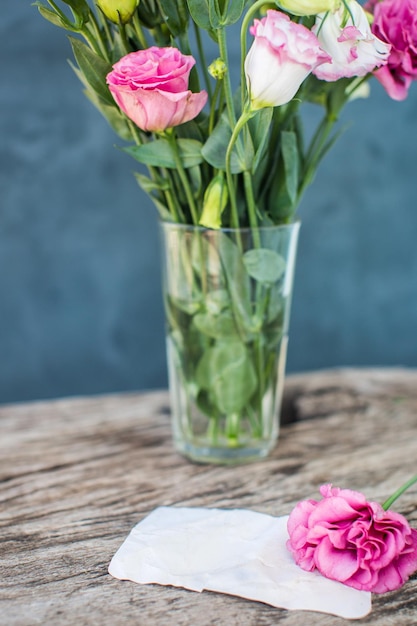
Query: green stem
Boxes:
[
  {"xmin": 118, "ymin": 21, "xmax": 132, "ymax": 54},
  {"xmin": 194, "ymin": 20, "xmax": 212, "ymax": 100},
  {"xmin": 297, "ymin": 113, "xmax": 336, "ymax": 204},
  {"xmin": 382, "ymin": 474, "xmax": 417, "ymax": 511},
  {"xmin": 87, "ymin": 10, "xmax": 111, "ymax": 60},
  {"xmin": 95, "ymin": 5, "xmax": 113, "ymax": 45},
  {"xmin": 128, "ymin": 121, "xmax": 182, "ymax": 221},
  {"xmin": 208, "ymin": 79, "xmax": 222, "ymax": 135},
  {"xmin": 132, "ymin": 12, "xmax": 149, "ymax": 49},
  {"xmin": 243, "ymin": 170, "xmax": 260, "ymax": 240},
  {"xmin": 225, "ymin": 108, "xmax": 254, "ymax": 230},
  {"xmin": 127, "ymin": 119, "xmax": 143, "ymax": 145},
  {"xmin": 166, "ymin": 131, "xmax": 199, "ymax": 224},
  {"xmin": 226, "ymin": 412, "xmax": 240, "ymax": 444},
  {"xmin": 255, "ymin": 336, "xmax": 265, "ymax": 433},
  {"xmin": 246, "ymin": 403, "xmax": 262, "ymax": 438},
  {"xmin": 217, "ymin": 27, "xmax": 236, "ymax": 129},
  {"xmin": 164, "ymin": 174, "xmax": 184, "ymax": 222}
]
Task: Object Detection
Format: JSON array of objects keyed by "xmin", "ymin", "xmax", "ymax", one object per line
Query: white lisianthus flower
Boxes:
[
  {"xmin": 312, "ymin": 0, "xmax": 391, "ymax": 81},
  {"xmin": 245, "ymin": 10, "xmax": 331, "ymax": 110}
]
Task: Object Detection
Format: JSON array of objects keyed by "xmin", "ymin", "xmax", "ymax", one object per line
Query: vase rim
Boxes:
[{"xmin": 159, "ymin": 220, "xmax": 301, "ymax": 233}]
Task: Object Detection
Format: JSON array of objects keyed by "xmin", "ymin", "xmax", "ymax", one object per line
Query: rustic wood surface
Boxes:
[{"xmin": 1, "ymin": 368, "xmax": 417, "ymax": 626}]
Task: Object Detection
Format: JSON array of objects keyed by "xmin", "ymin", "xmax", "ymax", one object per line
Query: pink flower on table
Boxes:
[
  {"xmin": 106, "ymin": 47, "xmax": 207, "ymax": 132},
  {"xmin": 366, "ymin": 0, "xmax": 417, "ymax": 101},
  {"xmin": 287, "ymin": 484, "xmax": 417, "ymax": 593},
  {"xmin": 244, "ymin": 10, "xmax": 331, "ymax": 110},
  {"xmin": 312, "ymin": 0, "xmax": 391, "ymax": 81}
]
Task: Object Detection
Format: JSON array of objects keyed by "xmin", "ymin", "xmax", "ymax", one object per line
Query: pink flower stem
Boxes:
[{"xmin": 382, "ymin": 474, "xmax": 417, "ymax": 511}]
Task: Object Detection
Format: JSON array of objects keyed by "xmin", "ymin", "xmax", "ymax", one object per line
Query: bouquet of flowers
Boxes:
[
  {"xmin": 35, "ymin": 0, "xmax": 417, "ymax": 463},
  {"xmin": 36, "ymin": 0, "xmax": 417, "ymax": 227}
]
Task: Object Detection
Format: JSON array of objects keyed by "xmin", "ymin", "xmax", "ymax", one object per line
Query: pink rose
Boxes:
[
  {"xmin": 287, "ymin": 484, "xmax": 417, "ymax": 593},
  {"xmin": 106, "ymin": 47, "xmax": 207, "ymax": 132},
  {"xmin": 244, "ymin": 10, "xmax": 330, "ymax": 110},
  {"xmin": 312, "ymin": 0, "xmax": 391, "ymax": 81},
  {"xmin": 367, "ymin": 0, "xmax": 417, "ymax": 100}
]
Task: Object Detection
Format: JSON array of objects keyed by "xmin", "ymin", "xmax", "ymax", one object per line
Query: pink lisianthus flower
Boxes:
[
  {"xmin": 366, "ymin": 0, "xmax": 417, "ymax": 101},
  {"xmin": 106, "ymin": 47, "xmax": 207, "ymax": 132},
  {"xmin": 287, "ymin": 484, "xmax": 417, "ymax": 593},
  {"xmin": 312, "ymin": 0, "xmax": 391, "ymax": 81},
  {"xmin": 245, "ymin": 10, "xmax": 330, "ymax": 110}
]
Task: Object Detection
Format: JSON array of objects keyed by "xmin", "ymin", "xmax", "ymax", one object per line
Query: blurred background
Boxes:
[{"xmin": 2, "ymin": 2, "xmax": 417, "ymax": 405}]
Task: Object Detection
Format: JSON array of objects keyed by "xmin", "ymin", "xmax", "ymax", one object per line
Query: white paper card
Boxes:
[{"xmin": 109, "ymin": 506, "xmax": 371, "ymax": 619}]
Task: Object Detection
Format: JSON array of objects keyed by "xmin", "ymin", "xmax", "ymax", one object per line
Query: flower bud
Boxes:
[
  {"xmin": 276, "ymin": 0, "xmax": 340, "ymax": 16},
  {"xmin": 96, "ymin": 0, "xmax": 139, "ymax": 24},
  {"xmin": 199, "ymin": 174, "xmax": 228, "ymax": 229},
  {"xmin": 208, "ymin": 58, "xmax": 227, "ymax": 80}
]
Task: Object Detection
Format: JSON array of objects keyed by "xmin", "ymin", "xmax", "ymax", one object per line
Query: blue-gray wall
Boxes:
[{"xmin": 2, "ymin": 3, "xmax": 417, "ymax": 404}]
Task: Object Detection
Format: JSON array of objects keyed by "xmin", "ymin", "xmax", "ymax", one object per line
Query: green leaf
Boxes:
[
  {"xmin": 193, "ymin": 310, "xmax": 238, "ymax": 339},
  {"xmin": 79, "ymin": 77, "xmax": 132, "ymax": 140},
  {"xmin": 35, "ymin": 4, "xmax": 75, "ymax": 29},
  {"xmin": 243, "ymin": 249, "xmax": 286, "ymax": 284},
  {"xmin": 148, "ymin": 197, "xmax": 173, "ymax": 221},
  {"xmin": 204, "ymin": 289, "xmax": 230, "ymax": 314},
  {"xmin": 215, "ymin": 232, "xmax": 255, "ymax": 336},
  {"xmin": 201, "ymin": 112, "xmax": 246, "ymax": 173},
  {"xmin": 134, "ymin": 172, "xmax": 170, "ymax": 195},
  {"xmin": 187, "ymin": 165, "xmax": 203, "ymax": 196},
  {"xmin": 177, "ymin": 119, "xmax": 207, "ymax": 143},
  {"xmin": 208, "ymin": 0, "xmax": 247, "ymax": 27},
  {"xmin": 281, "ymin": 131, "xmax": 298, "ymax": 205},
  {"xmin": 196, "ymin": 339, "xmax": 257, "ymax": 414},
  {"xmin": 159, "ymin": 0, "xmax": 188, "ymax": 35},
  {"xmin": 186, "ymin": 0, "xmax": 211, "ymax": 29},
  {"xmin": 125, "ymin": 138, "xmax": 204, "ymax": 169},
  {"xmin": 69, "ymin": 37, "xmax": 113, "ymax": 105},
  {"xmin": 248, "ymin": 107, "xmax": 273, "ymax": 174},
  {"xmin": 137, "ymin": 0, "xmax": 164, "ymax": 28},
  {"xmin": 267, "ymin": 290, "xmax": 285, "ymax": 324},
  {"xmin": 196, "ymin": 389, "xmax": 221, "ymax": 419},
  {"xmin": 61, "ymin": 0, "xmax": 90, "ymax": 22},
  {"xmin": 265, "ymin": 124, "xmax": 302, "ymax": 223}
]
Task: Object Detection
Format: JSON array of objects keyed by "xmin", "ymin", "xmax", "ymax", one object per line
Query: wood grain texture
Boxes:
[{"xmin": 1, "ymin": 368, "xmax": 417, "ymax": 626}]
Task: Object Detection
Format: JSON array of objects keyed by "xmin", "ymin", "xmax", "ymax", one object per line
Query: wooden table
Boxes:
[{"xmin": 1, "ymin": 368, "xmax": 417, "ymax": 625}]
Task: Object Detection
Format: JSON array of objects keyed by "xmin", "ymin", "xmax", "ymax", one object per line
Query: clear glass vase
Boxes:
[{"xmin": 159, "ymin": 221, "xmax": 300, "ymax": 464}]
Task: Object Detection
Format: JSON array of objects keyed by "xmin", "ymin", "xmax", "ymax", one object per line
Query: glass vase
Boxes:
[{"xmin": 159, "ymin": 221, "xmax": 300, "ymax": 464}]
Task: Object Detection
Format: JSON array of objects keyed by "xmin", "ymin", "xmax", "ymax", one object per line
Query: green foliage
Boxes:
[
  {"xmin": 202, "ymin": 111, "xmax": 251, "ymax": 173},
  {"xmin": 34, "ymin": 0, "xmax": 89, "ymax": 31},
  {"xmin": 186, "ymin": 0, "xmax": 211, "ymax": 30},
  {"xmin": 125, "ymin": 139, "xmax": 204, "ymax": 168},
  {"xmin": 196, "ymin": 339, "xmax": 257, "ymax": 414},
  {"xmin": 34, "ymin": 0, "xmax": 366, "ymax": 451},
  {"xmin": 243, "ymin": 248, "xmax": 286, "ymax": 284},
  {"xmin": 69, "ymin": 37, "xmax": 113, "ymax": 104},
  {"xmin": 35, "ymin": 0, "xmax": 355, "ymax": 227},
  {"xmin": 159, "ymin": 0, "xmax": 189, "ymax": 35}
]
